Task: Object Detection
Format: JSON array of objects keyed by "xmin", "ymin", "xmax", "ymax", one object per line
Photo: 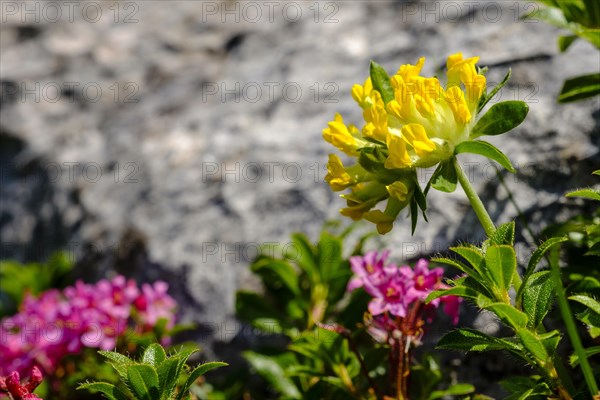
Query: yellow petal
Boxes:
[
  {"xmin": 446, "ymin": 52, "xmax": 464, "ymax": 70},
  {"xmin": 351, "ymin": 77, "xmax": 374, "ymax": 109},
  {"xmin": 322, "ymin": 113, "xmax": 358, "ymax": 156},
  {"xmin": 385, "ymin": 132, "xmax": 412, "ymax": 169},
  {"xmin": 386, "ymin": 181, "xmax": 409, "ymax": 202},
  {"xmin": 400, "ymin": 124, "xmax": 436, "ymax": 156},
  {"xmin": 363, "ymin": 210, "xmax": 394, "ymax": 234},
  {"xmin": 325, "ymin": 154, "xmax": 353, "ymax": 191},
  {"xmin": 397, "ymin": 57, "xmax": 426, "ymax": 80},
  {"xmin": 444, "ymin": 87, "xmax": 471, "ymax": 125}
]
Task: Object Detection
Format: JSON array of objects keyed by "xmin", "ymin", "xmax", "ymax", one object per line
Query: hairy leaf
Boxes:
[
  {"xmin": 522, "ymin": 271, "xmax": 554, "ymax": 329},
  {"xmin": 437, "ymin": 328, "xmax": 520, "ymax": 352},
  {"xmin": 127, "ymin": 364, "xmax": 160, "ymax": 400}
]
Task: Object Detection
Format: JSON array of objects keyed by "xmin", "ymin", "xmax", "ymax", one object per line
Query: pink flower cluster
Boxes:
[
  {"xmin": 0, "ymin": 367, "xmax": 42, "ymax": 400},
  {"xmin": 348, "ymin": 252, "xmax": 460, "ymax": 342},
  {"xmin": 0, "ymin": 276, "xmax": 177, "ymax": 377}
]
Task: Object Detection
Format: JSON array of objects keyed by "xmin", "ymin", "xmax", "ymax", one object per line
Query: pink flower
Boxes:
[
  {"xmin": 347, "ymin": 254, "xmax": 462, "ymax": 344},
  {"xmin": 347, "ymin": 250, "xmax": 391, "ymax": 291},
  {"xmin": 0, "ymin": 276, "xmax": 177, "ymax": 377},
  {"xmin": 364, "ymin": 270, "xmax": 409, "ymax": 318},
  {"xmin": 134, "ymin": 282, "xmax": 177, "ymax": 329},
  {"xmin": 0, "ymin": 367, "xmax": 43, "ymax": 399}
]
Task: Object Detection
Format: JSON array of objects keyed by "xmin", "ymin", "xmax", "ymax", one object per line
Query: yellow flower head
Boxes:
[
  {"xmin": 322, "ymin": 53, "xmax": 489, "ymax": 233},
  {"xmin": 384, "ymin": 53, "xmax": 486, "ymax": 168}
]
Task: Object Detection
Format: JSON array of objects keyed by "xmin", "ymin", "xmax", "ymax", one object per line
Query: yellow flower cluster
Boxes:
[
  {"xmin": 324, "ymin": 53, "xmax": 486, "ymax": 169},
  {"xmin": 322, "ymin": 53, "xmax": 487, "ymax": 233}
]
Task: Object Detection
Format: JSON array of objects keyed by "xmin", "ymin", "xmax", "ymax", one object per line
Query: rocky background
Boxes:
[{"xmin": 1, "ymin": 0, "xmax": 599, "ymax": 395}]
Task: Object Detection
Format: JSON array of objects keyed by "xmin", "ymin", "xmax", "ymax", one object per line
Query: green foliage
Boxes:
[
  {"xmin": 224, "ymin": 224, "xmax": 476, "ymax": 399},
  {"xmin": 0, "ymin": 251, "xmax": 73, "ymax": 317},
  {"xmin": 77, "ymin": 344, "xmax": 227, "ymax": 400},
  {"xmin": 470, "ymin": 101, "xmax": 529, "ymax": 138},
  {"xmin": 428, "ymin": 160, "xmax": 457, "ymax": 193},
  {"xmin": 522, "ymin": 271, "xmax": 554, "ymax": 329},
  {"xmin": 530, "ymin": 1, "xmax": 600, "ymax": 102},
  {"xmin": 409, "ymin": 354, "xmax": 475, "ymax": 400},
  {"xmin": 369, "ymin": 61, "xmax": 394, "ymax": 104},
  {"xmin": 430, "ymin": 220, "xmax": 596, "ymax": 393},
  {"xmin": 454, "ymin": 141, "xmax": 515, "ymax": 173},
  {"xmin": 558, "ymin": 73, "xmax": 600, "ymax": 103},
  {"xmin": 236, "ymin": 225, "xmax": 362, "ymax": 336},
  {"xmin": 530, "ymin": 0, "xmax": 600, "ymax": 50},
  {"xmin": 569, "ymin": 294, "xmax": 600, "ymax": 338}
]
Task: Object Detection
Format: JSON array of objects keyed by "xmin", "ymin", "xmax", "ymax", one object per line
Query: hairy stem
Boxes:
[{"xmin": 453, "ymin": 158, "xmax": 496, "ymax": 238}]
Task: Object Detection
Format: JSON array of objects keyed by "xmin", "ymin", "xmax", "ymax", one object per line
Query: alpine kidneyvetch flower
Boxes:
[
  {"xmin": 347, "ymin": 253, "xmax": 461, "ymax": 344},
  {"xmin": 323, "ymin": 53, "xmax": 487, "ymax": 233}
]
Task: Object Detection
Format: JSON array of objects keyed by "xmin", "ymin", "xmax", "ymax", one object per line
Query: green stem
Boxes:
[
  {"xmin": 549, "ymin": 247, "xmax": 599, "ymax": 397},
  {"xmin": 453, "ymin": 158, "xmax": 496, "ymax": 237}
]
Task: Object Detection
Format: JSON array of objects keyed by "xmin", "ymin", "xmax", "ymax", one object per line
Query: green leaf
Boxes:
[
  {"xmin": 429, "ymin": 383, "xmax": 475, "ymax": 399},
  {"xmin": 176, "ymin": 362, "xmax": 228, "ymax": 400},
  {"xmin": 569, "ymin": 294, "xmax": 600, "ymax": 315},
  {"xmin": 455, "ymin": 140, "xmax": 515, "ymax": 173},
  {"xmin": 471, "ymin": 101, "xmax": 529, "ymax": 137},
  {"xmin": 235, "ymin": 291, "xmax": 290, "ymax": 331},
  {"xmin": 432, "ymin": 257, "xmax": 479, "ymax": 278},
  {"xmin": 485, "ymin": 303, "xmax": 529, "ymax": 329},
  {"xmin": 127, "ymin": 364, "xmax": 160, "ymax": 400},
  {"xmin": 485, "ymin": 245, "xmax": 517, "ymax": 292},
  {"xmin": 426, "ymin": 286, "xmax": 480, "ymax": 303},
  {"xmin": 478, "ymin": 69, "xmax": 511, "ymax": 113},
  {"xmin": 413, "ymin": 180, "xmax": 427, "ymax": 214},
  {"xmin": 583, "ymin": 0, "xmax": 600, "ymax": 26},
  {"xmin": 358, "ymin": 147, "xmax": 389, "ymax": 176},
  {"xmin": 289, "ymin": 233, "xmax": 318, "ymax": 281},
  {"xmin": 566, "ymin": 188, "xmax": 600, "ymax": 201},
  {"xmin": 77, "ymin": 382, "xmax": 129, "ymax": 400},
  {"xmin": 450, "ymin": 245, "xmax": 485, "ymax": 277},
  {"xmin": 317, "ymin": 231, "xmax": 343, "ymax": 284},
  {"xmin": 369, "ymin": 61, "xmax": 394, "ymax": 104},
  {"xmin": 251, "ymin": 258, "xmax": 300, "ymax": 296},
  {"xmin": 501, "ymin": 376, "xmax": 552, "ymax": 400},
  {"xmin": 558, "ymin": 73, "xmax": 600, "ymax": 103},
  {"xmin": 577, "ymin": 309, "xmax": 600, "ymax": 338},
  {"xmin": 539, "ymin": 330, "xmax": 561, "ymax": 356},
  {"xmin": 142, "ymin": 343, "xmax": 167, "ymax": 367},
  {"xmin": 157, "ymin": 357, "xmax": 180, "ymax": 399},
  {"xmin": 522, "ymin": 237, "xmax": 568, "ymax": 285},
  {"xmin": 522, "ymin": 271, "xmax": 554, "ymax": 329},
  {"xmin": 489, "ymin": 221, "xmax": 516, "ymax": 246},
  {"xmin": 558, "ymin": 34, "xmax": 579, "ymax": 51},
  {"xmin": 410, "ymin": 197, "xmax": 419, "ymax": 235},
  {"xmin": 243, "ymin": 351, "xmax": 302, "ymax": 399},
  {"xmin": 98, "ymin": 351, "xmax": 134, "ymax": 380},
  {"xmin": 570, "ymin": 346, "xmax": 600, "ymax": 367},
  {"xmin": 429, "ymin": 160, "xmax": 457, "ymax": 193},
  {"xmin": 517, "ymin": 329, "xmax": 548, "ymax": 362},
  {"xmin": 437, "ymin": 328, "xmax": 521, "ymax": 352}
]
